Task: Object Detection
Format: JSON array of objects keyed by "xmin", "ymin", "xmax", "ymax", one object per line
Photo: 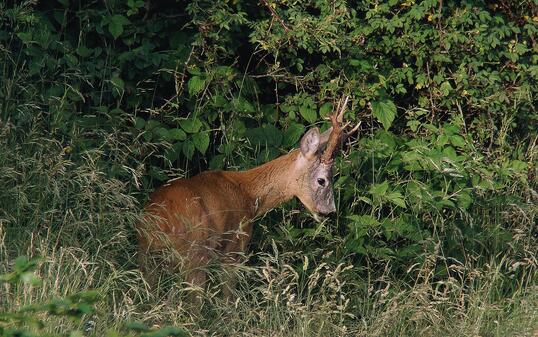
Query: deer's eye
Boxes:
[{"xmin": 317, "ymin": 178, "xmax": 326, "ymax": 186}]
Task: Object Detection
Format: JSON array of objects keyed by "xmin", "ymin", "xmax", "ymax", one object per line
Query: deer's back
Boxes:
[{"xmin": 138, "ymin": 171, "xmax": 256, "ymax": 259}]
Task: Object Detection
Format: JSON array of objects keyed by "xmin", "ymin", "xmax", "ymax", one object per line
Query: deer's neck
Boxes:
[{"xmin": 234, "ymin": 150, "xmax": 299, "ymax": 217}]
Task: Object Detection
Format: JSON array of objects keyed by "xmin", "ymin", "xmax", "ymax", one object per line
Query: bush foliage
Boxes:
[{"xmin": 0, "ymin": 0, "xmax": 536, "ymax": 336}]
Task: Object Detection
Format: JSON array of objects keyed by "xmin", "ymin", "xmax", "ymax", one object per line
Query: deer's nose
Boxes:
[{"xmin": 318, "ymin": 200, "xmax": 336, "ymax": 215}]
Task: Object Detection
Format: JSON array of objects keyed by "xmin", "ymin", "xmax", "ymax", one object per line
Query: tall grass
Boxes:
[{"xmin": 1, "ymin": 114, "xmax": 537, "ymax": 336}]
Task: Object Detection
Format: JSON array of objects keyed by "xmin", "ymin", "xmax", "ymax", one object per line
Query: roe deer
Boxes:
[{"xmin": 137, "ymin": 96, "xmax": 357, "ymax": 294}]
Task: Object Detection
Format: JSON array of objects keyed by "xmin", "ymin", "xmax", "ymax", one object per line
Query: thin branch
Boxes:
[{"xmin": 260, "ymin": 0, "xmax": 290, "ymax": 33}]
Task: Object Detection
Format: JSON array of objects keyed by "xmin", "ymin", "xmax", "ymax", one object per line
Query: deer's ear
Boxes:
[
  {"xmin": 300, "ymin": 127, "xmax": 320, "ymax": 159},
  {"xmin": 319, "ymin": 126, "xmax": 333, "ymax": 147}
]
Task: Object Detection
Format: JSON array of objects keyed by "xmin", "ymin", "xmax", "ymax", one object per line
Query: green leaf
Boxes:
[
  {"xmin": 439, "ymin": 81, "xmax": 452, "ymax": 96},
  {"xmin": 319, "ymin": 102, "xmax": 333, "ymax": 118},
  {"xmin": 450, "ymin": 135, "xmax": 466, "ymax": 148},
  {"xmin": 232, "ymin": 97, "xmax": 255, "ymax": 113},
  {"xmin": 192, "ymin": 132, "xmax": 210, "ymax": 154},
  {"xmin": 209, "ymin": 154, "xmax": 226, "ymax": 169},
  {"xmin": 153, "ymin": 127, "xmax": 169, "ymax": 140},
  {"xmin": 14, "ymin": 256, "xmax": 29, "ymax": 270},
  {"xmin": 169, "ymin": 128, "xmax": 187, "ymax": 141},
  {"xmin": 456, "ymin": 191, "xmax": 473, "ymax": 210},
  {"xmin": 347, "ymin": 215, "xmax": 379, "ymax": 240},
  {"xmin": 21, "ymin": 272, "xmax": 42, "ymax": 286},
  {"xmin": 347, "ymin": 214, "xmax": 380, "ymax": 227},
  {"xmin": 16, "ymin": 32, "xmax": 32, "ymax": 43},
  {"xmin": 165, "ymin": 143, "xmax": 183, "ymax": 162},
  {"xmin": 283, "ymin": 123, "xmax": 305, "ymax": 147},
  {"xmin": 299, "ymin": 104, "xmax": 317, "ymax": 123},
  {"xmin": 108, "ymin": 15, "xmax": 129, "ymax": 39},
  {"xmin": 187, "ymin": 76, "xmax": 206, "ymax": 96},
  {"xmin": 145, "ymin": 120, "xmax": 161, "ymax": 131},
  {"xmin": 369, "ymin": 181, "xmax": 389, "ymax": 197},
  {"xmin": 111, "ymin": 75, "xmax": 124, "ymax": 90},
  {"xmin": 212, "ymin": 95, "xmax": 228, "ymax": 108},
  {"xmin": 218, "ymin": 143, "xmax": 236, "ymax": 155},
  {"xmin": 245, "ymin": 125, "xmax": 282, "ymax": 148},
  {"xmin": 386, "ymin": 191, "xmax": 407, "ymax": 208},
  {"xmin": 371, "ymin": 99, "xmax": 397, "ymax": 130},
  {"xmin": 509, "ymin": 160, "xmax": 527, "ymax": 172},
  {"xmin": 180, "ymin": 118, "xmax": 203, "ymax": 133},
  {"xmin": 76, "ymin": 46, "xmax": 92, "ymax": 58},
  {"xmin": 182, "ymin": 140, "xmax": 195, "ymax": 159}
]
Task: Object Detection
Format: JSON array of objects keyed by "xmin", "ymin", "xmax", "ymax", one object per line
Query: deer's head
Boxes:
[{"xmin": 292, "ymin": 96, "xmax": 358, "ymax": 219}]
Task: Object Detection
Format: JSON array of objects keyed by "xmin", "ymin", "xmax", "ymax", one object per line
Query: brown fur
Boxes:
[
  {"xmin": 137, "ymin": 150, "xmax": 312, "ymax": 284},
  {"xmin": 137, "ymin": 118, "xmax": 352, "ymax": 290}
]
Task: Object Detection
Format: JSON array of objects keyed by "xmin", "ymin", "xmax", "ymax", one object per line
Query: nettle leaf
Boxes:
[
  {"xmin": 245, "ymin": 125, "xmax": 282, "ymax": 148},
  {"xmin": 187, "ymin": 76, "xmax": 206, "ymax": 97},
  {"xmin": 108, "ymin": 15, "xmax": 129, "ymax": 39},
  {"xmin": 192, "ymin": 132, "xmax": 210, "ymax": 154},
  {"xmin": 153, "ymin": 127, "xmax": 169, "ymax": 140},
  {"xmin": 233, "ymin": 97, "xmax": 256, "ymax": 113},
  {"xmin": 450, "ymin": 135, "xmax": 466, "ymax": 148},
  {"xmin": 456, "ymin": 191, "xmax": 473, "ymax": 210},
  {"xmin": 371, "ymin": 99, "xmax": 397, "ymax": 130},
  {"xmin": 145, "ymin": 120, "xmax": 161, "ymax": 131},
  {"xmin": 169, "ymin": 128, "xmax": 187, "ymax": 141},
  {"xmin": 299, "ymin": 104, "xmax": 317, "ymax": 123},
  {"xmin": 386, "ymin": 191, "xmax": 407, "ymax": 208},
  {"xmin": 319, "ymin": 102, "xmax": 333, "ymax": 118},
  {"xmin": 182, "ymin": 140, "xmax": 195, "ymax": 160},
  {"xmin": 165, "ymin": 143, "xmax": 183, "ymax": 162},
  {"xmin": 283, "ymin": 122, "xmax": 305, "ymax": 147},
  {"xmin": 347, "ymin": 214, "xmax": 380, "ymax": 239},
  {"xmin": 347, "ymin": 214, "xmax": 380, "ymax": 227},
  {"xmin": 212, "ymin": 95, "xmax": 228, "ymax": 108},
  {"xmin": 180, "ymin": 118, "xmax": 203, "ymax": 133},
  {"xmin": 369, "ymin": 181, "xmax": 389, "ymax": 197}
]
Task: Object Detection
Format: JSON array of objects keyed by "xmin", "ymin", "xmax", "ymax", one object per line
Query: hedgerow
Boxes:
[{"xmin": 1, "ymin": 0, "xmax": 536, "ymax": 336}]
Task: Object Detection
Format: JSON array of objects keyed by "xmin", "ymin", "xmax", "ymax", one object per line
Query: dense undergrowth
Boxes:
[{"xmin": 1, "ymin": 0, "xmax": 537, "ymax": 336}]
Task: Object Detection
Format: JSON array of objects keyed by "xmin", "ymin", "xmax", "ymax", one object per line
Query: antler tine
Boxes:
[
  {"xmin": 346, "ymin": 121, "xmax": 361, "ymax": 138},
  {"xmin": 320, "ymin": 95, "xmax": 350, "ymax": 164},
  {"xmin": 336, "ymin": 95, "xmax": 349, "ymax": 123}
]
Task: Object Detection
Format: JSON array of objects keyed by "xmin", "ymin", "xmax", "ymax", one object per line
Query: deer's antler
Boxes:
[{"xmin": 320, "ymin": 96, "xmax": 359, "ymax": 164}]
